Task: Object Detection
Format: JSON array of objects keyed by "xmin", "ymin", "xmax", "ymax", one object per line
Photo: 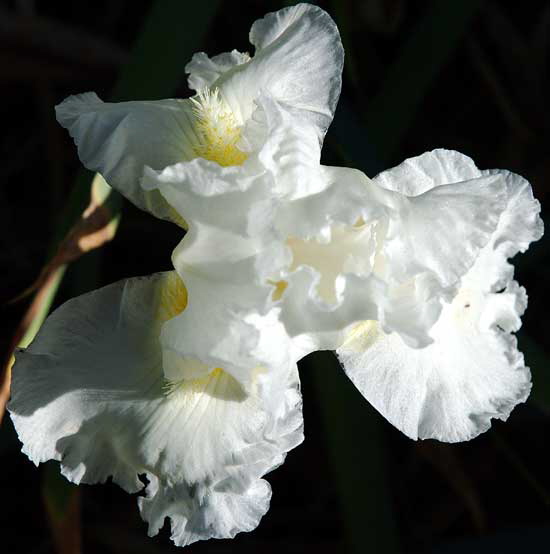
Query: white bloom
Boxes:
[
  {"xmin": 9, "ymin": 4, "xmax": 544, "ymax": 551},
  {"xmin": 9, "ymin": 272, "xmax": 303, "ymax": 546},
  {"xmin": 337, "ymin": 150, "xmax": 543, "ymax": 442}
]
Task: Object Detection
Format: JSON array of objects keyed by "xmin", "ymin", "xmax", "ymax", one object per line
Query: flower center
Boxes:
[
  {"xmin": 286, "ymin": 223, "xmax": 375, "ymax": 304},
  {"xmin": 190, "ymin": 88, "xmax": 247, "ymax": 167},
  {"xmin": 164, "ymin": 367, "xmax": 247, "ymax": 402}
]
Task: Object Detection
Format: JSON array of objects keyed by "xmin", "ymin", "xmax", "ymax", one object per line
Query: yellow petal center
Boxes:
[
  {"xmin": 157, "ymin": 271, "xmax": 188, "ymax": 322},
  {"xmin": 191, "ymin": 88, "xmax": 247, "ymax": 167}
]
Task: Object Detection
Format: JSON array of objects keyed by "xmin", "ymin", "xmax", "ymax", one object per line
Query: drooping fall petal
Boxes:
[
  {"xmin": 9, "ymin": 272, "xmax": 303, "ymax": 546},
  {"xmin": 338, "ymin": 153, "xmax": 543, "ymax": 442}
]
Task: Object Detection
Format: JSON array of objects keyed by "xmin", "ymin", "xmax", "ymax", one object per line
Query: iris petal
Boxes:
[
  {"xmin": 9, "ymin": 272, "xmax": 303, "ymax": 546},
  {"xmin": 337, "ymin": 152, "xmax": 543, "ymax": 442}
]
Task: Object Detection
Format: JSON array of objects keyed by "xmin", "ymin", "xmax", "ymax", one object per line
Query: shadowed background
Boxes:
[{"xmin": 1, "ymin": 1, "xmax": 549, "ymax": 553}]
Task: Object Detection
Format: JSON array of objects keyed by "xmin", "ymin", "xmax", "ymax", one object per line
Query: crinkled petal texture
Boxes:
[
  {"xmin": 187, "ymin": 3, "xmax": 344, "ymax": 137},
  {"xmin": 140, "ymin": 97, "xmax": 334, "ymax": 379},
  {"xmin": 373, "ymin": 148, "xmax": 483, "ymax": 195},
  {"xmin": 143, "ymin": 146, "xmax": 514, "ymax": 376},
  {"xmin": 275, "ymin": 156, "xmax": 509, "ymax": 349},
  {"xmin": 367, "ymin": 150, "xmax": 509, "ymax": 345},
  {"xmin": 338, "ymin": 155, "xmax": 543, "ymax": 442},
  {"xmin": 9, "ymin": 272, "xmax": 303, "ymax": 547}
]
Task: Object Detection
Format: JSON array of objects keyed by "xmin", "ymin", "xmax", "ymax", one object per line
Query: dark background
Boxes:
[{"xmin": 1, "ymin": 0, "xmax": 549, "ymax": 552}]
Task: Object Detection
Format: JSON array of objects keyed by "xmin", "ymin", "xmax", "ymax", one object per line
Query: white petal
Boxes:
[
  {"xmin": 144, "ymin": 161, "xmax": 386, "ymax": 365},
  {"xmin": 56, "ymin": 93, "xmax": 199, "ymax": 223},
  {"xmin": 160, "ymin": 255, "xmax": 290, "ymax": 388},
  {"xmin": 140, "ymin": 477, "xmax": 271, "ymax": 547},
  {"xmin": 143, "ymin": 142, "xmax": 507, "ymax": 366},
  {"xmin": 379, "ymin": 173, "xmax": 507, "ymax": 289},
  {"xmin": 337, "ymin": 281, "xmax": 531, "ymax": 442},
  {"xmin": 57, "ymin": 5, "xmax": 343, "ymax": 222},
  {"xmin": 337, "ymin": 166, "xmax": 543, "ymax": 442},
  {"xmin": 186, "ymin": 50, "xmax": 251, "ymax": 91},
  {"xmin": 217, "ymin": 4, "xmax": 344, "ymax": 136},
  {"xmin": 142, "ymin": 160, "xmax": 291, "ymax": 380},
  {"xmin": 374, "ymin": 150, "xmax": 542, "ymax": 293},
  {"xmin": 9, "ymin": 272, "xmax": 303, "ymax": 546},
  {"xmin": 373, "ymin": 149, "xmax": 482, "ymax": 195},
  {"xmin": 472, "ymin": 169, "xmax": 544, "ymax": 290},
  {"xmin": 253, "ymin": 93, "xmax": 324, "ymax": 199}
]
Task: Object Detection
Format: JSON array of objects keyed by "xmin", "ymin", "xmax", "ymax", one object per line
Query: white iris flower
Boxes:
[{"xmin": 7, "ymin": 2, "xmax": 544, "ymax": 550}]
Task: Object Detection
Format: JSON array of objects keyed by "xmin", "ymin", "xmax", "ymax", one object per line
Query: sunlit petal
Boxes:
[
  {"xmin": 189, "ymin": 4, "xmax": 344, "ymax": 137},
  {"xmin": 338, "ymin": 161, "xmax": 543, "ymax": 441},
  {"xmin": 56, "ymin": 93, "xmax": 198, "ymax": 223},
  {"xmin": 9, "ymin": 272, "xmax": 303, "ymax": 546}
]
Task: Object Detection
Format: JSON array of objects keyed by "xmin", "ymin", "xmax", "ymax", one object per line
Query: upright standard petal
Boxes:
[
  {"xmin": 188, "ymin": 3, "xmax": 344, "ymax": 137},
  {"xmin": 337, "ymin": 163, "xmax": 543, "ymax": 442},
  {"xmin": 186, "ymin": 50, "xmax": 251, "ymax": 92},
  {"xmin": 9, "ymin": 272, "xmax": 303, "ymax": 546}
]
